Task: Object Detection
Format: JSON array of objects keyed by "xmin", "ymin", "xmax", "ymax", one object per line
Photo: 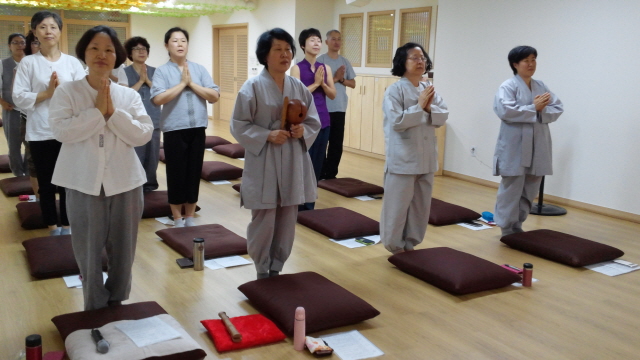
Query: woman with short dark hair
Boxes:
[
  {"xmin": 380, "ymin": 42, "xmax": 448, "ymax": 254},
  {"xmin": 1, "ymin": 33, "xmax": 27, "ymax": 176},
  {"xmin": 49, "ymin": 25, "xmax": 153, "ymax": 310},
  {"xmin": 493, "ymin": 46, "xmax": 563, "ymax": 236},
  {"xmin": 231, "ymin": 28, "xmax": 320, "ymax": 279},
  {"xmin": 13, "ymin": 10, "xmax": 86, "ymax": 236},
  {"xmin": 151, "ymin": 27, "xmax": 219, "ymax": 227},
  {"xmin": 118, "ymin": 36, "xmax": 161, "ymax": 192}
]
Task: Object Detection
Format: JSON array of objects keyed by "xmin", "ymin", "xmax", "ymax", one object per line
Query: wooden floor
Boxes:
[{"xmin": 1, "ymin": 120, "xmax": 640, "ymax": 359}]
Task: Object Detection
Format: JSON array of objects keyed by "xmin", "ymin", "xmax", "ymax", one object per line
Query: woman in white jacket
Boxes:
[{"xmin": 49, "ymin": 26, "xmax": 153, "ymax": 311}]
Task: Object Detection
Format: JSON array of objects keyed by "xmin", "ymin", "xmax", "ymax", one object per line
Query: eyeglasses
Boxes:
[
  {"xmin": 11, "ymin": 41, "xmax": 26, "ymax": 46},
  {"xmin": 408, "ymin": 56, "xmax": 428, "ymax": 63},
  {"xmin": 132, "ymin": 47, "xmax": 148, "ymax": 52}
]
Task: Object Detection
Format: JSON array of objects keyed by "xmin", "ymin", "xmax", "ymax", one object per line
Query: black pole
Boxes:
[{"xmin": 530, "ymin": 176, "xmax": 567, "ymax": 216}]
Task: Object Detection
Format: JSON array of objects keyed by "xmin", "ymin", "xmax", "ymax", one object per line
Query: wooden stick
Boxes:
[
  {"xmin": 281, "ymin": 96, "xmax": 289, "ymax": 130},
  {"xmin": 218, "ymin": 311, "xmax": 242, "ymax": 343}
]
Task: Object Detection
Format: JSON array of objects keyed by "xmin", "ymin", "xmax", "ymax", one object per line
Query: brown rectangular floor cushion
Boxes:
[
  {"xmin": 0, "ymin": 175, "xmax": 34, "ymax": 196},
  {"xmin": 317, "ymin": 177, "xmax": 384, "ymax": 197},
  {"xmin": 156, "ymin": 224, "xmax": 247, "ymax": 259},
  {"xmin": 297, "ymin": 207, "xmax": 379, "ymax": 239},
  {"xmin": 201, "ymin": 161, "xmax": 243, "ymax": 181},
  {"xmin": 205, "ymin": 135, "xmax": 232, "ymax": 148},
  {"xmin": 23, "ymin": 235, "xmax": 107, "ymax": 279},
  {"xmin": 238, "ymin": 272, "xmax": 380, "ymax": 335},
  {"xmin": 51, "ymin": 301, "xmax": 207, "ymax": 360},
  {"xmin": 16, "ymin": 201, "xmax": 60, "ymax": 230},
  {"xmin": 0, "ymin": 154, "xmax": 11, "ymax": 173},
  {"xmin": 388, "ymin": 247, "xmax": 522, "ymax": 295},
  {"xmin": 428, "ymin": 198, "xmax": 482, "ymax": 226},
  {"xmin": 500, "ymin": 229, "xmax": 624, "ymax": 267},
  {"xmin": 142, "ymin": 190, "xmax": 200, "ymax": 219},
  {"xmin": 232, "ymin": 183, "xmax": 241, "ymax": 192},
  {"xmin": 212, "ymin": 143, "xmax": 245, "ymax": 158}
]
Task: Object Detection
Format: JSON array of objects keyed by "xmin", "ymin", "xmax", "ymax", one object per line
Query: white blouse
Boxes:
[
  {"xmin": 12, "ymin": 52, "xmax": 86, "ymax": 141},
  {"xmin": 49, "ymin": 78, "xmax": 154, "ymax": 196}
]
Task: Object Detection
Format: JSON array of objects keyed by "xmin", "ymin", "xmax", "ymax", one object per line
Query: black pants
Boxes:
[
  {"xmin": 321, "ymin": 112, "xmax": 345, "ymax": 179},
  {"xmin": 29, "ymin": 139, "xmax": 68, "ymax": 227},
  {"xmin": 163, "ymin": 127, "xmax": 205, "ymax": 204}
]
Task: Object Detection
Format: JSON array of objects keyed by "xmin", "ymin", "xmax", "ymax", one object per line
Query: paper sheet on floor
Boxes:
[
  {"xmin": 28, "ymin": 195, "xmax": 37, "ymax": 202},
  {"xmin": 585, "ymin": 261, "xmax": 640, "ymax": 276},
  {"xmin": 322, "ymin": 330, "xmax": 384, "ymax": 360},
  {"xmin": 115, "ymin": 316, "xmax": 181, "ymax": 347},
  {"xmin": 206, "ymin": 148, "xmax": 214, "ymax": 152},
  {"xmin": 456, "ymin": 220, "xmax": 493, "ymax": 231},
  {"xmin": 63, "ymin": 272, "xmax": 107, "ymax": 288},
  {"xmin": 155, "ymin": 217, "xmax": 174, "ymax": 226},
  {"xmin": 210, "ymin": 180, "xmax": 232, "ymax": 185},
  {"xmin": 511, "ymin": 278, "xmax": 538, "ymax": 287},
  {"xmin": 205, "ymin": 255, "xmax": 253, "ymax": 270},
  {"xmin": 353, "ymin": 195, "xmax": 377, "ymax": 201},
  {"xmin": 329, "ymin": 235, "xmax": 381, "ymax": 248}
]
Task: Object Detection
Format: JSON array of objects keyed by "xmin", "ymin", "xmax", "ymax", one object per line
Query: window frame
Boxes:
[
  {"xmin": 339, "ymin": 12, "xmax": 364, "ymax": 67},
  {"xmin": 365, "ymin": 10, "xmax": 396, "ymax": 68}
]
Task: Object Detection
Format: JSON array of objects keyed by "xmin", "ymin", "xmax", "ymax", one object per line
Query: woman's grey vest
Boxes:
[{"xmin": 124, "ymin": 64, "xmax": 161, "ymax": 128}]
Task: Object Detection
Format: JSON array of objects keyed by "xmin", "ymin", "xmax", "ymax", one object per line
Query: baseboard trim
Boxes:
[
  {"xmin": 443, "ymin": 170, "xmax": 640, "ymax": 224},
  {"xmin": 343, "ymin": 147, "xmax": 386, "ymax": 160}
]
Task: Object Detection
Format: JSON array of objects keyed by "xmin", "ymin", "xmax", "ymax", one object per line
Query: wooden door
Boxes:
[
  {"xmin": 359, "ymin": 76, "xmax": 376, "ymax": 152},
  {"xmin": 214, "ymin": 26, "xmax": 248, "ymax": 121},
  {"xmin": 347, "ymin": 75, "xmax": 366, "ymax": 149},
  {"xmin": 371, "ymin": 77, "xmax": 397, "ymax": 155}
]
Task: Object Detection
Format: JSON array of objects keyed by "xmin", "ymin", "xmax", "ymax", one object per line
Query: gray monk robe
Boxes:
[
  {"xmin": 231, "ymin": 69, "xmax": 320, "ymax": 275},
  {"xmin": 380, "ymin": 78, "xmax": 448, "ymax": 254},
  {"xmin": 493, "ymin": 75, "xmax": 563, "ymax": 233}
]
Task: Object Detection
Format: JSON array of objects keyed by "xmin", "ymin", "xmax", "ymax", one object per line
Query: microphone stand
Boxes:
[{"xmin": 530, "ymin": 176, "xmax": 567, "ymax": 216}]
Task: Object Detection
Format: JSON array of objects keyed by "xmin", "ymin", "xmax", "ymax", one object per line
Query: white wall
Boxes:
[
  {"xmin": 130, "ymin": 14, "xmax": 182, "ymax": 68},
  {"xmin": 436, "ymin": 0, "xmax": 640, "ymax": 215},
  {"xmin": 333, "ymin": 0, "xmax": 439, "ymax": 75},
  {"xmin": 295, "ymin": 0, "xmax": 335, "ymax": 63}
]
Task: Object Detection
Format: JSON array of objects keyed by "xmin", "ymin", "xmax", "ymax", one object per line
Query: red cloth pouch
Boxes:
[{"xmin": 201, "ymin": 314, "xmax": 286, "ymax": 352}]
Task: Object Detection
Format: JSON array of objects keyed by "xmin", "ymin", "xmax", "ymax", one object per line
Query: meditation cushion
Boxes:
[
  {"xmin": 428, "ymin": 198, "xmax": 482, "ymax": 226},
  {"xmin": 159, "ymin": 148, "xmax": 165, "ymax": 163},
  {"xmin": 201, "ymin": 314, "xmax": 286, "ymax": 352},
  {"xmin": 16, "ymin": 201, "xmax": 59, "ymax": 230},
  {"xmin": 500, "ymin": 229, "xmax": 624, "ymax": 267},
  {"xmin": 201, "ymin": 161, "xmax": 243, "ymax": 181},
  {"xmin": 156, "ymin": 224, "xmax": 247, "ymax": 260},
  {"xmin": 388, "ymin": 247, "xmax": 522, "ymax": 295},
  {"xmin": 238, "ymin": 272, "xmax": 380, "ymax": 335},
  {"xmin": 51, "ymin": 301, "xmax": 206, "ymax": 360},
  {"xmin": 0, "ymin": 175, "xmax": 34, "ymax": 196},
  {"xmin": 317, "ymin": 177, "xmax": 384, "ymax": 198},
  {"xmin": 0, "ymin": 154, "xmax": 11, "ymax": 173},
  {"xmin": 297, "ymin": 207, "xmax": 379, "ymax": 239},
  {"xmin": 212, "ymin": 143, "xmax": 245, "ymax": 158},
  {"xmin": 142, "ymin": 190, "xmax": 200, "ymax": 219},
  {"xmin": 205, "ymin": 135, "xmax": 232, "ymax": 148},
  {"xmin": 232, "ymin": 183, "xmax": 241, "ymax": 192},
  {"xmin": 23, "ymin": 235, "xmax": 107, "ymax": 279}
]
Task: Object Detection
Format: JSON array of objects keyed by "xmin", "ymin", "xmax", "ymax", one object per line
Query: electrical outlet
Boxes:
[{"xmin": 470, "ymin": 147, "xmax": 477, "ymax": 157}]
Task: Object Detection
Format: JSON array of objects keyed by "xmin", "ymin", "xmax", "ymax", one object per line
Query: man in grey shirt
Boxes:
[{"xmin": 318, "ymin": 29, "xmax": 356, "ymax": 179}]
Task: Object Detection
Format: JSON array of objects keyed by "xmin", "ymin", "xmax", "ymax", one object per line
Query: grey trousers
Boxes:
[
  {"xmin": 494, "ymin": 174, "xmax": 542, "ymax": 231},
  {"xmin": 380, "ymin": 172, "xmax": 434, "ymax": 254},
  {"xmin": 66, "ymin": 187, "xmax": 143, "ymax": 311},
  {"xmin": 2, "ymin": 108, "xmax": 27, "ymax": 176},
  {"xmin": 134, "ymin": 127, "xmax": 160, "ymax": 192},
  {"xmin": 246, "ymin": 205, "xmax": 298, "ymax": 274}
]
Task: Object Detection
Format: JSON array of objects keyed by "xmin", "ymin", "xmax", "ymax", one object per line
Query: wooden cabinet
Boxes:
[{"xmin": 344, "ymin": 74, "xmax": 446, "ymax": 175}]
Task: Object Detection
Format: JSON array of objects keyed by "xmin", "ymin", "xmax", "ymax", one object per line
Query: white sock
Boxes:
[
  {"xmin": 174, "ymin": 218, "xmax": 185, "ymax": 227},
  {"xmin": 184, "ymin": 217, "xmax": 195, "ymax": 227}
]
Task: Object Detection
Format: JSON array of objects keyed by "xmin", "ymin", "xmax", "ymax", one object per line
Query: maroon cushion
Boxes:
[
  {"xmin": 201, "ymin": 161, "xmax": 243, "ymax": 181},
  {"xmin": 16, "ymin": 201, "xmax": 60, "ymax": 230},
  {"xmin": 500, "ymin": 229, "xmax": 624, "ymax": 267},
  {"xmin": 0, "ymin": 176, "xmax": 34, "ymax": 196},
  {"xmin": 238, "ymin": 272, "xmax": 380, "ymax": 335},
  {"xmin": 51, "ymin": 301, "xmax": 207, "ymax": 360},
  {"xmin": 0, "ymin": 154, "xmax": 11, "ymax": 173},
  {"xmin": 212, "ymin": 143, "xmax": 245, "ymax": 158},
  {"xmin": 142, "ymin": 190, "xmax": 200, "ymax": 219},
  {"xmin": 297, "ymin": 207, "xmax": 379, "ymax": 239},
  {"xmin": 159, "ymin": 148, "xmax": 165, "ymax": 163},
  {"xmin": 156, "ymin": 224, "xmax": 247, "ymax": 259},
  {"xmin": 318, "ymin": 177, "xmax": 384, "ymax": 197},
  {"xmin": 22, "ymin": 235, "xmax": 107, "ymax": 279},
  {"xmin": 388, "ymin": 247, "xmax": 522, "ymax": 295},
  {"xmin": 428, "ymin": 198, "xmax": 481, "ymax": 226},
  {"xmin": 205, "ymin": 135, "xmax": 232, "ymax": 148},
  {"xmin": 232, "ymin": 183, "xmax": 241, "ymax": 193}
]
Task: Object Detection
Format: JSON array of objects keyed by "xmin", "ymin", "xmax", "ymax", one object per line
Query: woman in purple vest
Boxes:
[
  {"xmin": 118, "ymin": 36, "xmax": 161, "ymax": 192},
  {"xmin": 291, "ymin": 28, "xmax": 336, "ymax": 211}
]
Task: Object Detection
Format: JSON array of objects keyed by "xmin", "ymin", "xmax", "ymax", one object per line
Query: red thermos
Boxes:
[
  {"xmin": 522, "ymin": 263, "xmax": 533, "ymax": 287},
  {"xmin": 26, "ymin": 334, "xmax": 42, "ymax": 360}
]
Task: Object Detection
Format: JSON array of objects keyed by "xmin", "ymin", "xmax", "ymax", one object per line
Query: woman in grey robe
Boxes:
[
  {"xmin": 231, "ymin": 28, "xmax": 320, "ymax": 279},
  {"xmin": 380, "ymin": 43, "xmax": 448, "ymax": 254},
  {"xmin": 493, "ymin": 46, "xmax": 563, "ymax": 236}
]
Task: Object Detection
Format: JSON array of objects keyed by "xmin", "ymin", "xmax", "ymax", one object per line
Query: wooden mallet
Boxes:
[
  {"xmin": 218, "ymin": 311, "xmax": 242, "ymax": 343},
  {"xmin": 281, "ymin": 96, "xmax": 289, "ymax": 130}
]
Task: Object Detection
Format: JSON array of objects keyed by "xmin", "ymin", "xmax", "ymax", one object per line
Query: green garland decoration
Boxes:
[{"xmin": 125, "ymin": 2, "xmax": 256, "ymax": 17}]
